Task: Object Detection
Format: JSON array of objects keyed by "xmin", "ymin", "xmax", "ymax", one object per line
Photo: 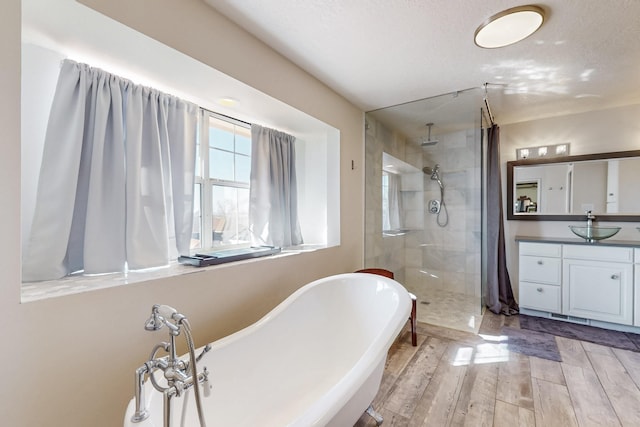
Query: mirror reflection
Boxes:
[
  {"xmin": 509, "ymin": 153, "xmax": 640, "ymax": 218},
  {"xmin": 515, "ymin": 181, "xmax": 539, "ymax": 213}
]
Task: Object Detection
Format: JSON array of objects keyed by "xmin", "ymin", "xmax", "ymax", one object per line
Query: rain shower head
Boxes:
[{"xmin": 421, "ymin": 123, "xmax": 439, "ymax": 146}]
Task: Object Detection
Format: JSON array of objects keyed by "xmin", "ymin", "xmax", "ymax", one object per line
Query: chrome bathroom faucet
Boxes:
[
  {"xmin": 586, "ymin": 210, "xmax": 596, "ymax": 240},
  {"xmin": 132, "ymin": 305, "xmax": 211, "ymax": 427}
]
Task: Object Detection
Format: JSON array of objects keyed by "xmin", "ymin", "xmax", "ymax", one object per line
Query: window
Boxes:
[
  {"xmin": 382, "ymin": 171, "xmax": 390, "ymax": 231},
  {"xmin": 192, "ymin": 112, "xmax": 252, "ymax": 251},
  {"xmin": 21, "ymin": 40, "xmax": 340, "ymax": 299}
]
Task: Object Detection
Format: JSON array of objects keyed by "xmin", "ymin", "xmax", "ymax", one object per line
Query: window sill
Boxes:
[{"xmin": 21, "ymin": 244, "xmax": 328, "ymax": 303}]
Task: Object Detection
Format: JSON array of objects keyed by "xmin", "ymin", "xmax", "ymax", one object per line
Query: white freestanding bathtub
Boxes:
[{"xmin": 124, "ymin": 273, "xmax": 411, "ymax": 427}]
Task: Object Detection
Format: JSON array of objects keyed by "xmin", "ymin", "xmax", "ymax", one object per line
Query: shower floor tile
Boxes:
[{"xmin": 411, "ymin": 288, "xmax": 483, "ymax": 334}]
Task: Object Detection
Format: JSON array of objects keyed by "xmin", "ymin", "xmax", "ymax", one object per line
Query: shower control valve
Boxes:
[{"xmin": 429, "ymin": 199, "xmax": 441, "ymax": 214}]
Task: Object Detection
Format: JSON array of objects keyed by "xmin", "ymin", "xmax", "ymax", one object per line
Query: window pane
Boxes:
[
  {"xmin": 211, "ymin": 185, "xmax": 231, "ymax": 246},
  {"xmin": 237, "ymin": 188, "xmax": 250, "ymax": 242},
  {"xmin": 209, "ymin": 118, "xmax": 234, "ymax": 151},
  {"xmin": 191, "ymin": 183, "xmax": 202, "ymax": 249},
  {"xmin": 236, "ymin": 133, "xmax": 251, "ymax": 155},
  {"xmin": 210, "ymin": 148, "xmax": 234, "ymax": 180},
  {"xmin": 203, "ymin": 114, "xmax": 252, "ymax": 250},
  {"xmin": 235, "ymin": 154, "xmax": 251, "ymax": 183},
  {"xmin": 211, "ymin": 185, "xmax": 251, "ymax": 246}
]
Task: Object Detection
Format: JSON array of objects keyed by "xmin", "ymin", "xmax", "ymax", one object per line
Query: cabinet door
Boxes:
[{"xmin": 563, "ymin": 259, "xmax": 633, "ymax": 325}]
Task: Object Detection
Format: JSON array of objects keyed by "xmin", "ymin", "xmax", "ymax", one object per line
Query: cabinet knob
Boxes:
[
  {"xmin": 537, "ymin": 260, "xmax": 543, "ymax": 265},
  {"xmin": 536, "ymin": 287, "xmax": 543, "ymax": 292},
  {"xmin": 611, "ymin": 274, "xmax": 620, "ymax": 280}
]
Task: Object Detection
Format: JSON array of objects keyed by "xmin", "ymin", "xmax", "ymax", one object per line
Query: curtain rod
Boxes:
[
  {"xmin": 202, "ymin": 107, "xmax": 252, "ymax": 128},
  {"xmin": 483, "ymin": 82, "xmax": 497, "ymax": 127},
  {"xmin": 483, "ymin": 98, "xmax": 495, "ymax": 126}
]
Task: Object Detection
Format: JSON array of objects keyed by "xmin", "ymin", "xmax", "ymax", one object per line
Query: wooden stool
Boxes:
[{"xmin": 355, "ymin": 268, "xmax": 417, "ymax": 346}]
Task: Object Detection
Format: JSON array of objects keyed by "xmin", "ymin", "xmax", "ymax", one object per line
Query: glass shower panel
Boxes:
[{"xmin": 365, "ymin": 88, "xmax": 485, "ymax": 333}]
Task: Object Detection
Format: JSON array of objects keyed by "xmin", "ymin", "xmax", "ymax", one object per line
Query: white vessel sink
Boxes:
[{"xmin": 569, "ymin": 225, "xmax": 621, "ymax": 242}]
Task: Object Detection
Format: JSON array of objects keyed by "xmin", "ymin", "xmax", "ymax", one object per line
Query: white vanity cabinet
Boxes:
[
  {"xmin": 518, "ymin": 238, "xmax": 639, "ymax": 329},
  {"xmin": 518, "ymin": 242, "xmax": 562, "ymax": 313},
  {"xmin": 562, "ymin": 245, "xmax": 633, "ymax": 325}
]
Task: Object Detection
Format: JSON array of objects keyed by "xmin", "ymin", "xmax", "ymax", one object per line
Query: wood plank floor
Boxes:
[{"xmin": 355, "ymin": 311, "xmax": 640, "ymax": 427}]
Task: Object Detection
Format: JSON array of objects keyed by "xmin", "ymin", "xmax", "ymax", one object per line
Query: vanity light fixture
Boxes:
[
  {"xmin": 555, "ymin": 144, "xmax": 568, "ymax": 155},
  {"xmin": 474, "ymin": 5, "xmax": 545, "ymax": 49},
  {"xmin": 516, "ymin": 143, "xmax": 569, "ymax": 160}
]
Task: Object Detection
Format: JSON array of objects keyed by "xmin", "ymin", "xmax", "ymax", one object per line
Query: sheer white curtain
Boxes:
[
  {"xmin": 249, "ymin": 124, "xmax": 303, "ymax": 247},
  {"xmin": 23, "ymin": 60, "xmax": 198, "ymax": 281}
]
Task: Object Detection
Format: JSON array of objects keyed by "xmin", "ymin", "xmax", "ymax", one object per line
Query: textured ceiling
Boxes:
[{"xmin": 205, "ymin": 0, "xmax": 640, "ymax": 128}]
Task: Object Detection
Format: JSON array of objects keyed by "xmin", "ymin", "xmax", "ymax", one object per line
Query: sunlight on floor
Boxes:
[{"xmin": 451, "ymin": 334, "xmax": 511, "ymax": 366}]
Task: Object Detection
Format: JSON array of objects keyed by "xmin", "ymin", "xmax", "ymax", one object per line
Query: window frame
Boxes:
[{"xmin": 194, "ymin": 110, "xmax": 252, "ymax": 252}]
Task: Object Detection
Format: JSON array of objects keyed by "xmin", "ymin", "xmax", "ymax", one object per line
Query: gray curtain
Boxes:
[
  {"xmin": 23, "ymin": 59, "xmax": 198, "ymax": 281},
  {"xmin": 486, "ymin": 124, "xmax": 519, "ymax": 315},
  {"xmin": 249, "ymin": 124, "xmax": 303, "ymax": 247}
]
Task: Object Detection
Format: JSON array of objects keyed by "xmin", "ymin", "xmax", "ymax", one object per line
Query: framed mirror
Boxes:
[{"xmin": 507, "ymin": 150, "xmax": 640, "ymax": 221}]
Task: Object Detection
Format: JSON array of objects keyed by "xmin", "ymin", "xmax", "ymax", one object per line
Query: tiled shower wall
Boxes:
[
  {"xmin": 364, "ymin": 116, "xmax": 422, "ymax": 284},
  {"xmin": 409, "ymin": 128, "xmax": 482, "ymax": 298},
  {"xmin": 365, "ymin": 114, "xmax": 482, "ymax": 301}
]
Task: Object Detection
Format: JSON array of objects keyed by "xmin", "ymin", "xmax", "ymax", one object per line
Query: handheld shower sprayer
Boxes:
[
  {"xmin": 144, "ymin": 304, "xmax": 183, "ymax": 335},
  {"xmin": 422, "ymin": 164, "xmax": 443, "ymax": 189},
  {"xmin": 422, "ymin": 164, "xmax": 449, "ymax": 227}
]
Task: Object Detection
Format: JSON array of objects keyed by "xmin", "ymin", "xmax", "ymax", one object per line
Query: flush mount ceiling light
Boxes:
[
  {"xmin": 216, "ymin": 97, "xmax": 239, "ymax": 107},
  {"xmin": 474, "ymin": 5, "xmax": 545, "ymax": 49}
]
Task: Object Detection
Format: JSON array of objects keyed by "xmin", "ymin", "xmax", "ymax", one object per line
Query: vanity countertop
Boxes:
[{"xmin": 515, "ymin": 235, "xmax": 640, "ymax": 248}]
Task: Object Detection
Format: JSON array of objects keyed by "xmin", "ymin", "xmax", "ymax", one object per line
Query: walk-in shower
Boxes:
[{"xmin": 364, "ymin": 87, "xmax": 486, "ymax": 333}]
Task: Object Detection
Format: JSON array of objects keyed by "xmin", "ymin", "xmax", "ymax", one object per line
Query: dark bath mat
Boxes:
[
  {"xmin": 500, "ymin": 326, "xmax": 562, "ymax": 362},
  {"xmin": 519, "ymin": 314, "xmax": 640, "ymax": 353}
]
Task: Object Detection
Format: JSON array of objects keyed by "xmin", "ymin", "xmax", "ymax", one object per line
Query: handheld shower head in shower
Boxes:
[
  {"xmin": 424, "ymin": 164, "xmax": 448, "ymax": 226},
  {"xmin": 423, "ymin": 164, "xmax": 439, "ymax": 179},
  {"xmin": 423, "ymin": 164, "xmax": 443, "ymax": 188}
]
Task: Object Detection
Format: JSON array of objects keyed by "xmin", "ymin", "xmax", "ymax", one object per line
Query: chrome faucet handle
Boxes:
[
  {"xmin": 145, "ymin": 304, "xmax": 183, "ymax": 335},
  {"xmin": 196, "ymin": 344, "xmax": 212, "ymax": 363},
  {"xmin": 144, "ymin": 305, "xmax": 163, "ymax": 331}
]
